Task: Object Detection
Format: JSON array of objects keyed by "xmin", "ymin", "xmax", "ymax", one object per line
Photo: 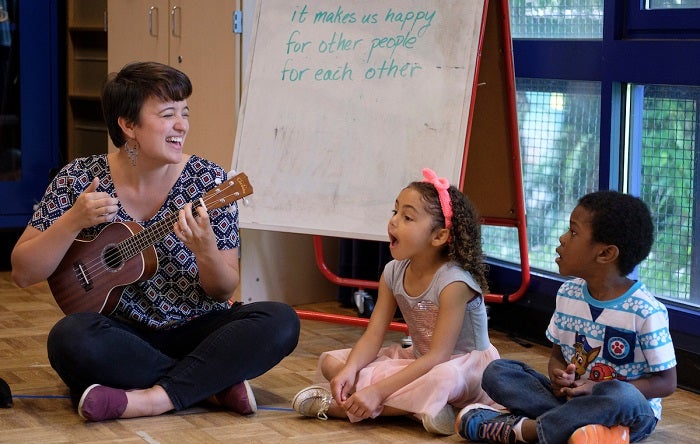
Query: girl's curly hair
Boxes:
[{"xmin": 407, "ymin": 182, "xmax": 489, "ymax": 294}]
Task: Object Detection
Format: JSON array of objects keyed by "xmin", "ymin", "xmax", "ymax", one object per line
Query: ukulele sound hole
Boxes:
[{"xmin": 102, "ymin": 245, "xmax": 125, "ymax": 271}]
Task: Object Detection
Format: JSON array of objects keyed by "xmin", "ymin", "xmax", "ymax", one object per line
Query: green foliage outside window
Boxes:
[
  {"xmin": 482, "ymin": 82, "xmax": 698, "ymax": 306},
  {"xmin": 638, "ymin": 86, "xmax": 696, "ymax": 303}
]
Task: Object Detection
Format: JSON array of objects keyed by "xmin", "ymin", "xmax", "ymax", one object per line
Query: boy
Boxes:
[{"xmin": 456, "ymin": 190, "xmax": 677, "ymax": 443}]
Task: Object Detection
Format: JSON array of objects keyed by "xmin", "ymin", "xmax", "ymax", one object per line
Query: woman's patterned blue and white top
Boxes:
[{"xmin": 30, "ymin": 155, "xmax": 239, "ymax": 329}]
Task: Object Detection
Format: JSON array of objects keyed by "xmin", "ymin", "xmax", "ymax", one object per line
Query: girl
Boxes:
[{"xmin": 292, "ymin": 168, "xmax": 501, "ymax": 435}]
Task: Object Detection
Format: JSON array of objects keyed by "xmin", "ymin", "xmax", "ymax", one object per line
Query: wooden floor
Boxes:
[{"xmin": 1, "ymin": 272, "xmax": 698, "ymax": 443}]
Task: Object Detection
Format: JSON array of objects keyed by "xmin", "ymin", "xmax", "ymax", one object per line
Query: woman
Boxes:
[{"xmin": 10, "ymin": 61, "xmax": 300, "ymax": 421}]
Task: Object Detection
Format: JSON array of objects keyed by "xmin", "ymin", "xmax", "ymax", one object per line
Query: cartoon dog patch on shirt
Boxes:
[
  {"xmin": 572, "ymin": 333, "xmax": 601, "ymax": 379},
  {"xmin": 573, "ymin": 332, "xmax": 627, "ymax": 382}
]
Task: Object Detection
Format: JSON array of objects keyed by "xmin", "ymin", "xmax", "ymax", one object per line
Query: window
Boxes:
[
  {"xmin": 481, "ymin": 2, "xmax": 700, "ymax": 331},
  {"xmin": 482, "ymin": 79, "xmax": 600, "ymax": 274},
  {"xmin": 509, "ymin": 0, "xmax": 603, "ymax": 39},
  {"xmin": 646, "ymin": 0, "xmax": 700, "ymax": 10},
  {"xmin": 627, "ymin": 84, "xmax": 698, "ymax": 307}
]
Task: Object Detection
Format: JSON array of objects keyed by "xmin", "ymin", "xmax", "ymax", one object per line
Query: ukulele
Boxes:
[{"xmin": 47, "ymin": 171, "xmax": 253, "ymax": 315}]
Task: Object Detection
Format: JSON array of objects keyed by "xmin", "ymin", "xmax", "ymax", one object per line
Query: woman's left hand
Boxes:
[{"xmin": 175, "ymin": 202, "xmax": 217, "ymax": 252}]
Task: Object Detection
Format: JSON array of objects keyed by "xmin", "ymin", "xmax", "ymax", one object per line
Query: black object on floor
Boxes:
[{"xmin": 0, "ymin": 377, "xmax": 12, "ymax": 407}]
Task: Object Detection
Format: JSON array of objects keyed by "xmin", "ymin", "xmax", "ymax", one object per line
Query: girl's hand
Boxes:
[
  {"xmin": 330, "ymin": 368, "xmax": 357, "ymax": 406},
  {"xmin": 342, "ymin": 385, "xmax": 383, "ymax": 419}
]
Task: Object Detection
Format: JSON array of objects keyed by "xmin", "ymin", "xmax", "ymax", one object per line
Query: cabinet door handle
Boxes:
[
  {"xmin": 148, "ymin": 6, "xmax": 158, "ymax": 37},
  {"xmin": 170, "ymin": 5, "xmax": 181, "ymax": 37}
]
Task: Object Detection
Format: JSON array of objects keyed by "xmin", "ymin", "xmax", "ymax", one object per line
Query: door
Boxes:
[
  {"xmin": 107, "ymin": 0, "xmax": 241, "ymax": 169},
  {"xmin": 0, "ymin": 0, "xmax": 60, "ymax": 228}
]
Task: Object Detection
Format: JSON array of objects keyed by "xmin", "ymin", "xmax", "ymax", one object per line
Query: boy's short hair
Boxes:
[{"xmin": 577, "ymin": 190, "xmax": 654, "ymax": 276}]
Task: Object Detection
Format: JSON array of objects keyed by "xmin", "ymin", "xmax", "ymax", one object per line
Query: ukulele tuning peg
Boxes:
[
  {"xmin": 242, "ymin": 197, "xmax": 251, "ymax": 207},
  {"xmin": 215, "ymin": 178, "xmax": 222, "ymax": 185}
]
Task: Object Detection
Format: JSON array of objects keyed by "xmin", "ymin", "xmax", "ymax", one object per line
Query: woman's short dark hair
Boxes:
[{"xmin": 101, "ymin": 61, "xmax": 192, "ymax": 147}]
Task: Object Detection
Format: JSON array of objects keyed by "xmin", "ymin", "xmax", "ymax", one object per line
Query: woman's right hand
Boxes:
[
  {"xmin": 68, "ymin": 177, "xmax": 119, "ymax": 229},
  {"xmin": 11, "ymin": 177, "xmax": 119, "ymax": 287}
]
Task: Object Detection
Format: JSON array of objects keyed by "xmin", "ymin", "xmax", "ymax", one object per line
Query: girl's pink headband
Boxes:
[{"xmin": 422, "ymin": 168, "xmax": 453, "ymax": 229}]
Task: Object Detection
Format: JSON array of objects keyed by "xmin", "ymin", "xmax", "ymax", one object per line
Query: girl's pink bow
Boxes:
[{"xmin": 422, "ymin": 168, "xmax": 453, "ymax": 228}]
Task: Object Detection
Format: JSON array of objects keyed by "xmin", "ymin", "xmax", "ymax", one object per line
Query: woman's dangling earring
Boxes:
[{"xmin": 124, "ymin": 139, "xmax": 139, "ymax": 166}]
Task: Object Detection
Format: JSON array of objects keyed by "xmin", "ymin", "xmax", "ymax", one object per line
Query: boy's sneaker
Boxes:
[
  {"xmin": 568, "ymin": 424, "xmax": 630, "ymax": 444},
  {"xmin": 292, "ymin": 385, "xmax": 332, "ymax": 420},
  {"xmin": 421, "ymin": 404, "xmax": 457, "ymax": 435},
  {"xmin": 456, "ymin": 403, "xmax": 520, "ymax": 444}
]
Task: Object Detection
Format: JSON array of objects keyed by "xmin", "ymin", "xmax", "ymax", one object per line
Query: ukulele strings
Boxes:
[
  {"xmin": 72, "ymin": 178, "xmax": 245, "ymax": 283},
  {"xmin": 75, "ymin": 181, "xmax": 242, "ymax": 282}
]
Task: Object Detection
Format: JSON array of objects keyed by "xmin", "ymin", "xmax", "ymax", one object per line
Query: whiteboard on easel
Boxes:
[{"xmin": 232, "ymin": 0, "xmax": 486, "ymax": 241}]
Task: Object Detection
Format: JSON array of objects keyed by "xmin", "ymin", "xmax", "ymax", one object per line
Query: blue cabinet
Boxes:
[{"xmin": 0, "ymin": 0, "xmax": 60, "ymax": 228}]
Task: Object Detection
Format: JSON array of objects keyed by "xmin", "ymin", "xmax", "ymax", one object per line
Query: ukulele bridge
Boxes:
[{"xmin": 73, "ymin": 261, "xmax": 93, "ymax": 292}]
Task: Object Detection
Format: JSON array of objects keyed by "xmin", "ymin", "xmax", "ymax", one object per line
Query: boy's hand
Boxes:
[
  {"xmin": 550, "ymin": 363, "xmax": 577, "ymax": 396},
  {"xmin": 562, "ymin": 378, "xmax": 596, "ymax": 399}
]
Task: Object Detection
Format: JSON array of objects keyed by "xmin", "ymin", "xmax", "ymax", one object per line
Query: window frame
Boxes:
[{"xmin": 625, "ymin": 2, "xmax": 700, "ymax": 38}]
